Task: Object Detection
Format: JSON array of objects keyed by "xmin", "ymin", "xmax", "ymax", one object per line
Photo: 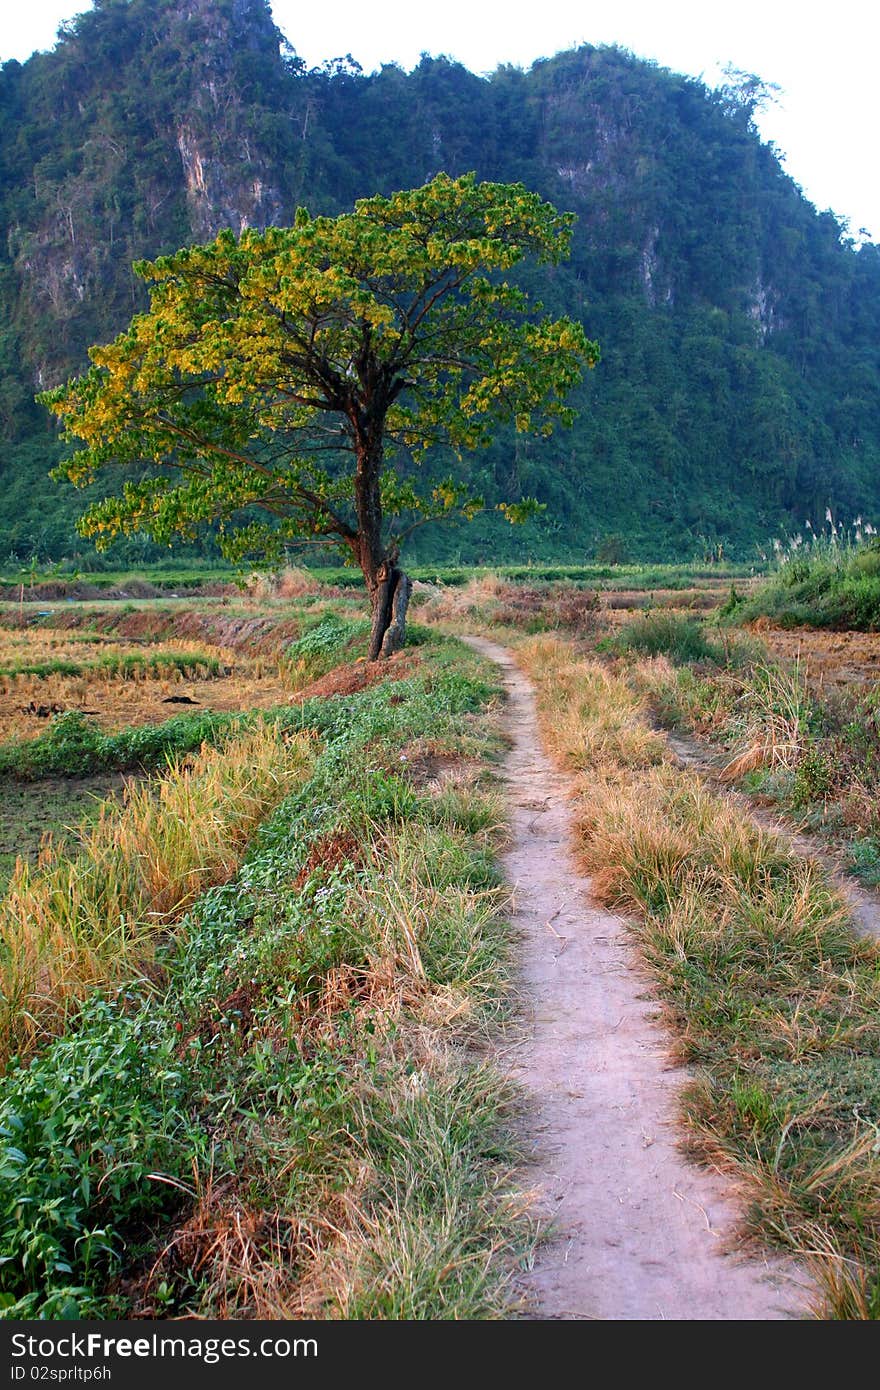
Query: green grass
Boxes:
[
  {"xmin": 0, "ymin": 649, "xmax": 223, "ymax": 681},
  {"xmin": 312, "ymin": 560, "xmax": 756, "ymax": 591},
  {"xmin": 0, "ymin": 559, "xmax": 758, "ymax": 596},
  {"xmin": 0, "ymin": 563, "xmax": 235, "ymax": 591},
  {"xmin": 0, "ymin": 636, "xmax": 526, "ymax": 1320},
  {"xmin": 0, "ymin": 708, "xmax": 240, "ymax": 779},
  {"xmin": 600, "ymin": 611, "xmax": 726, "ymax": 664}
]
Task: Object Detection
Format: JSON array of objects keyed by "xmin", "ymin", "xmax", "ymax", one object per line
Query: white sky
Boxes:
[{"xmin": 4, "ymin": 0, "xmax": 880, "ymax": 241}]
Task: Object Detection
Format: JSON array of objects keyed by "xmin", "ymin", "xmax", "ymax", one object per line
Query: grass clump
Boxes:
[
  {"xmin": 735, "ymin": 534, "xmax": 880, "ymax": 631},
  {"xmin": 518, "ymin": 634, "xmax": 666, "ymax": 771},
  {"xmin": 0, "ymin": 708, "xmax": 239, "ymax": 778},
  {"xmin": 631, "ymin": 636, "xmax": 880, "ymax": 879},
  {"xmin": 600, "ymin": 611, "xmax": 725, "ymax": 664},
  {"xmin": 0, "ymin": 648, "xmax": 224, "ymax": 682},
  {"xmin": 418, "ymin": 574, "xmax": 605, "ymax": 639},
  {"xmin": 279, "ymin": 613, "xmax": 371, "ymax": 689}
]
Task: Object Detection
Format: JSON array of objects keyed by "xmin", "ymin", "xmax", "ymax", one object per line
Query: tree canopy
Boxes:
[{"xmin": 43, "ymin": 172, "xmax": 597, "ymax": 653}]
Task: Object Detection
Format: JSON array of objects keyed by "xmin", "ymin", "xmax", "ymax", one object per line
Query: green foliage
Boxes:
[
  {"xmin": 594, "ymin": 533, "xmax": 629, "ymax": 565},
  {"xmin": 4, "ymin": 9, "xmax": 880, "ymax": 563},
  {"xmin": 0, "ymin": 634, "xmax": 515, "ymax": 1318},
  {"xmin": 43, "ymin": 173, "xmax": 595, "ymax": 578},
  {"xmin": 0, "ymin": 999, "xmax": 191, "ymax": 1317},
  {"xmin": 736, "ymin": 534, "xmax": 880, "ymax": 631},
  {"xmin": 602, "ymin": 612, "xmax": 724, "ymax": 664},
  {"xmin": 0, "ymin": 708, "xmax": 237, "ymax": 779},
  {"xmin": 0, "ymin": 649, "xmax": 221, "ymax": 681},
  {"xmin": 718, "ymin": 583, "xmax": 745, "ymax": 618},
  {"xmin": 847, "ymin": 838, "xmax": 880, "ymax": 887},
  {"xmin": 792, "ymin": 743, "xmax": 836, "ymax": 807}
]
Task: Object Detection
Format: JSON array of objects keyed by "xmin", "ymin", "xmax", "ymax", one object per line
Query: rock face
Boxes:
[
  {"xmin": 2, "ymin": 0, "xmax": 880, "ymax": 558},
  {"xmin": 164, "ymin": 0, "xmax": 286, "ymax": 239},
  {"xmin": 5, "ymin": 0, "xmax": 290, "ymax": 389}
]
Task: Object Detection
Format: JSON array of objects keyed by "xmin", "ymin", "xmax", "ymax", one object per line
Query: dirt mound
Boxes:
[{"xmin": 295, "ymin": 650, "xmax": 418, "ymax": 702}]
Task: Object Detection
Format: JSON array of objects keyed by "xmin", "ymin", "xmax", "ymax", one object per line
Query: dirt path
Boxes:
[{"xmin": 465, "ymin": 636, "xmax": 808, "ymax": 1321}]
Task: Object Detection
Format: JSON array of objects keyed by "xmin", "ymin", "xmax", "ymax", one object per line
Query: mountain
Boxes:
[{"xmin": 2, "ymin": 0, "xmax": 879, "ymax": 563}]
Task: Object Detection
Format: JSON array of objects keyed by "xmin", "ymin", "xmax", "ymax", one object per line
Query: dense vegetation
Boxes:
[
  {"xmin": 2, "ymin": 0, "xmax": 880, "ymax": 562},
  {"xmin": 731, "ymin": 534, "xmax": 880, "ymax": 630}
]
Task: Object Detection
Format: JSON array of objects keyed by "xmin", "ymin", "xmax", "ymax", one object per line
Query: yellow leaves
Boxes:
[
  {"xmin": 44, "ymin": 172, "xmax": 596, "ymax": 568},
  {"xmin": 432, "ymin": 482, "xmax": 458, "ymax": 510}
]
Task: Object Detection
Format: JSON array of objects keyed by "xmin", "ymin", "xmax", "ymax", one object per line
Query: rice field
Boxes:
[{"xmin": 0, "ymin": 624, "xmax": 295, "ymax": 742}]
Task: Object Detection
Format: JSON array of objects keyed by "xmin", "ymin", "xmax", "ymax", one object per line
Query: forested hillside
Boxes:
[{"xmin": 2, "ymin": 0, "xmax": 879, "ymax": 562}]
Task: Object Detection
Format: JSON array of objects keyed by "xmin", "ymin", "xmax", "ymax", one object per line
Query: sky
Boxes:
[{"xmin": 3, "ymin": 0, "xmax": 879, "ymax": 242}]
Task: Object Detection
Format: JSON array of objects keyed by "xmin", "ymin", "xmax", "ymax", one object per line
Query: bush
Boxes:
[
  {"xmin": 735, "ymin": 536, "xmax": 880, "ymax": 631},
  {"xmin": 594, "ymin": 533, "xmax": 629, "ymax": 565},
  {"xmin": 603, "ymin": 612, "xmax": 724, "ymax": 664}
]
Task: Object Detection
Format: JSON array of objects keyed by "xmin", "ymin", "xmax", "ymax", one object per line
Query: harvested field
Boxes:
[
  {"xmin": 0, "ymin": 615, "xmax": 308, "ymax": 743},
  {"xmin": 0, "ymin": 773, "xmax": 129, "ymax": 891},
  {"xmin": 601, "ymin": 579, "xmax": 759, "ymax": 626},
  {"xmin": 749, "ymin": 622, "xmax": 880, "ymax": 691},
  {"xmin": 0, "ymin": 669, "xmax": 297, "ymax": 743},
  {"xmin": 603, "ymin": 585, "xmax": 728, "ymax": 613}
]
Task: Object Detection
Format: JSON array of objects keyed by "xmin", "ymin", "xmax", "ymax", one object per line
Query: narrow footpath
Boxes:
[{"xmin": 465, "ymin": 636, "xmax": 809, "ymax": 1321}]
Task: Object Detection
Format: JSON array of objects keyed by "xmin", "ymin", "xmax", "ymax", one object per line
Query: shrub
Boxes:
[
  {"xmin": 603, "ymin": 612, "xmax": 724, "ymax": 664},
  {"xmin": 736, "ymin": 534, "xmax": 880, "ymax": 631}
]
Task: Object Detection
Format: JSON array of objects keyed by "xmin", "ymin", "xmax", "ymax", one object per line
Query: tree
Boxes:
[{"xmin": 42, "ymin": 173, "xmax": 598, "ymax": 657}]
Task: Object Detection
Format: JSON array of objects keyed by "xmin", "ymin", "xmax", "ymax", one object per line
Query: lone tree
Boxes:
[{"xmin": 43, "ymin": 173, "xmax": 598, "ymax": 658}]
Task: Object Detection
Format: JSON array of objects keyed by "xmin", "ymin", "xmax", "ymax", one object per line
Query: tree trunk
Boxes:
[
  {"xmin": 350, "ymin": 401, "xmax": 412, "ymax": 660},
  {"xmin": 367, "ymin": 562, "xmax": 395, "ymax": 661},
  {"xmin": 367, "ymin": 562, "xmax": 412, "ymax": 660},
  {"xmin": 379, "ymin": 569, "xmax": 413, "ymax": 658}
]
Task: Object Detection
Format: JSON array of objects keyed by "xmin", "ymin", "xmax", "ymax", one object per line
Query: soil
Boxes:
[
  {"xmin": 464, "ymin": 636, "xmax": 808, "ymax": 1321},
  {"xmin": 0, "ymin": 771, "xmax": 130, "ymax": 890},
  {"xmin": 748, "ymin": 622, "xmax": 880, "ymax": 691},
  {"xmin": 294, "ymin": 649, "xmax": 417, "ymax": 702}
]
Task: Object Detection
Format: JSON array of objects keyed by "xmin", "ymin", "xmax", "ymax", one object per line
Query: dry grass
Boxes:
[
  {"xmin": 130, "ymin": 776, "xmax": 522, "ymax": 1322},
  {"xmin": 416, "ymin": 574, "xmax": 506, "ymax": 627},
  {"xmin": 242, "ymin": 565, "xmax": 326, "ymax": 602},
  {"xmin": 518, "ymin": 634, "xmax": 667, "ymax": 771},
  {"xmin": 0, "ymin": 722, "xmax": 314, "ymax": 1066},
  {"xmin": 0, "ymin": 666, "xmax": 295, "ymax": 745},
  {"xmin": 0, "ymin": 614, "xmax": 350, "ymax": 743},
  {"xmin": 718, "ymin": 661, "xmax": 813, "ymax": 781},
  {"xmin": 627, "ymin": 650, "xmax": 813, "ymax": 781},
  {"xmin": 418, "ymin": 576, "xmax": 605, "ymax": 640},
  {"xmin": 523, "ymin": 631, "xmax": 880, "ymax": 1319}
]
